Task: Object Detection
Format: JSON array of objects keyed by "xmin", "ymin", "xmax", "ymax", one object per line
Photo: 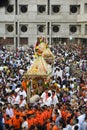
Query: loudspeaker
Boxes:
[{"xmin": 0, "ymin": 0, "xmax": 9, "ymax": 7}]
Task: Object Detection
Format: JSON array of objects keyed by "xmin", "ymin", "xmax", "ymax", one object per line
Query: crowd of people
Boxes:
[{"xmin": 0, "ymin": 42, "xmax": 87, "ymax": 130}]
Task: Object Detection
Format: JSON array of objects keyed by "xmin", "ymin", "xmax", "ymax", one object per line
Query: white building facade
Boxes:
[{"xmin": 0, "ymin": 0, "xmax": 87, "ymax": 49}]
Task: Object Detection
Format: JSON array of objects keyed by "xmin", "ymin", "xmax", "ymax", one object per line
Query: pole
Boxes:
[
  {"xmin": 27, "ymin": 79, "xmax": 32, "ymax": 103},
  {"xmin": 27, "ymin": 86, "xmax": 31, "ymax": 103}
]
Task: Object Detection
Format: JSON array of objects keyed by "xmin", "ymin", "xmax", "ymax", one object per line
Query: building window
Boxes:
[
  {"xmin": 38, "ymin": 25, "xmax": 45, "ymax": 33},
  {"xmin": 84, "ymin": 3, "xmax": 87, "ymax": 13},
  {"xmin": 70, "ymin": 5, "xmax": 80, "ymax": 14},
  {"xmin": 7, "ymin": 25, "xmax": 14, "ymax": 32},
  {"xmin": 0, "ymin": 0, "xmax": 9, "ymax": 8},
  {"xmin": 37, "ymin": 5, "xmax": 46, "ymax": 14},
  {"xmin": 20, "ymin": 38, "xmax": 28, "ymax": 45},
  {"xmin": 70, "ymin": 5, "xmax": 77, "ymax": 13},
  {"xmin": 6, "ymin": 5, "xmax": 14, "ymax": 13},
  {"xmin": 85, "ymin": 24, "xmax": 87, "ymax": 34},
  {"xmin": 20, "ymin": 5, "xmax": 28, "ymax": 13},
  {"xmin": 52, "ymin": 5, "xmax": 60, "ymax": 13},
  {"xmin": 52, "ymin": 26, "xmax": 59, "ymax": 33},
  {"xmin": 21, "ymin": 25, "xmax": 27, "ymax": 32},
  {"xmin": 6, "ymin": 38, "xmax": 14, "ymax": 45},
  {"xmin": 70, "ymin": 26, "xmax": 77, "ymax": 33},
  {"xmin": 51, "ymin": 38, "xmax": 60, "ymax": 44}
]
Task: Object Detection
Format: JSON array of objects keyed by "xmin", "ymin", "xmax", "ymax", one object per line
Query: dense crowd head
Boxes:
[{"xmin": 0, "ymin": 43, "xmax": 87, "ymax": 130}]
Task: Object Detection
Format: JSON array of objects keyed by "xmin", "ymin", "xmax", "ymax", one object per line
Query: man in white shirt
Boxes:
[
  {"xmin": 82, "ymin": 115, "xmax": 87, "ymax": 130},
  {"xmin": 77, "ymin": 112, "xmax": 85, "ymax": 130},
  {"xmin": 6, "ymin": 103, "xmax": 14, "ymax": 117},
  {"xmin": 18, "ymin": 95, "xmax": 27, "ymax": 108},
  {"xmin": 44, "ymin": 93, "xmax": 52, "ymax": 106},
  {"xmin": 55, "ymin": 68, "xmax": 63, "ymax": 80},
  {"xmin": 21, "ymin": 116, "xmax": 28, "ymax": 130},
  {"xmin": 40, "ymin": 88, "xmax": 48, "ymax": 104},
  {"xmin": 51, "ymin": 90, "xmax": 58, "ymax": 106},
  {"xmin": 77, "ymin": 111, "xmax": 85, "ymax": 125},
  {"xmin": 18, "ymin": 87, "xmax": 27, "ymax": 99}
]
